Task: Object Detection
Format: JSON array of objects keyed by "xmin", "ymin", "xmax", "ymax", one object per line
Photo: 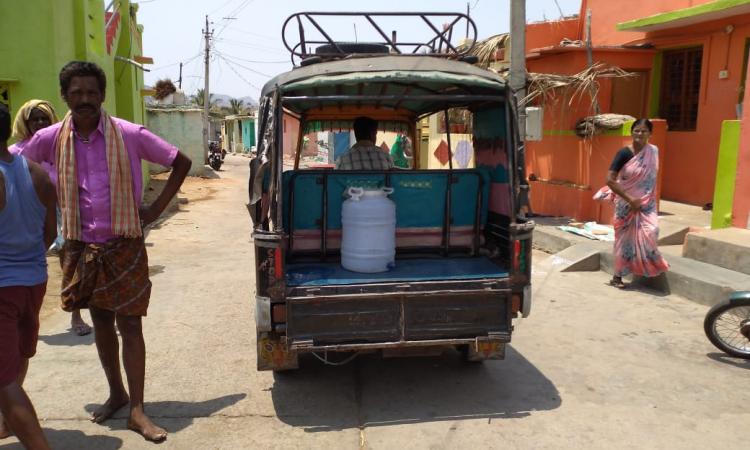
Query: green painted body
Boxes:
[{"xmin": 712, "ymin": 120, "xmax": 741, "ymax": 229}]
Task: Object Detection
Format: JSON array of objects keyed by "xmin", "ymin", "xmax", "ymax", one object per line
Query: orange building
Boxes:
[{"xmin": 524, "ymin": 0, "xmax": 750, "ymax": 225}]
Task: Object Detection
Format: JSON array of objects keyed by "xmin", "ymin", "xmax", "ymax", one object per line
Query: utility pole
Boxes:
[
  {"xmin": 178, "ymin": 62, "xmax": 183, "ymax": 89},
  {"xmin": 510, "ymin": 0, "xmax": 526, "ymax": 142},
  {"xmin": 510, "ymin": 0, "xmax": 530, "ymax": 217},
  {"xmin": 202, "ymin": 15, "xmax": 213, "ymax": 164}
]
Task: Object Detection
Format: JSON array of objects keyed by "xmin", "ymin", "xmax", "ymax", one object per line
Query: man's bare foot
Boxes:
[
  {"xmin": 90, "ymin": 394, "xmax": 129, "ymax": 423},
  {"xmin": 128, "ymin": 410, "xmax": 167, "ymax": 442},
  {"xmin": 0, "ymin": 419, "xmax": 11, "ymax": 439}
]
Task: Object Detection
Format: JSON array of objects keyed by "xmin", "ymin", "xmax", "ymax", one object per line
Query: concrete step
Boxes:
[
  {"xmin": 531, "ymin": 217, "xmax": 591, "ymax": 254},
  {"xmin": 535, "ymin": 242, "xmax": 607, "ymax": 274},
  {"xmin": 600, "ymin": 249, "xmax": 750, "ymax": 307},
  {"xmin": 658, "ymin": 244, "xmax": 683, "ymax": 258},
  {"xmin": 657, "ymin": 221, "xmax": 689, "ymax": 246},
  {"xmin": 683, "ymin": 228, "xmax": 750, "ymax": 276}
]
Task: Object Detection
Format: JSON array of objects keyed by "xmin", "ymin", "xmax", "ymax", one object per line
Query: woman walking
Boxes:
[
  {"xmin": 9, "ymin": 100, "xmax": 92, "ymax": 335},
  {"xmin": 594, "ymin": 118, "xmax": 669, "ymax": 289}
]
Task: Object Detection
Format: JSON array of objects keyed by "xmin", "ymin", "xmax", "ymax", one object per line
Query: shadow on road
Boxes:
[
  {"xmin": 38, "ymin": 331, "xmax": 94, "ymax": 347},
  {"xmin": 271, "ymin": 346, "xmax": 560, "ymax": 432},
  {"xmin": 83, "ymin": 393, "xmax": 247, "ymax": 434},
  {"xmin": 706, "ymin": 352, "xmax": 750, "ymax": 370},
  {"xmin": 0, "ymin": 428, "xmax": 122, "ymax": 450}
]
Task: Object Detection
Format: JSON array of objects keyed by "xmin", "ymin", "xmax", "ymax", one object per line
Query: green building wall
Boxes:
[
  {"xmin": 0, "ymin": 0, "xmax": 151, "ymax": 190},
  {"xmin": 0, "ymin": 0, "xmax": 146, "ymax": 134}
]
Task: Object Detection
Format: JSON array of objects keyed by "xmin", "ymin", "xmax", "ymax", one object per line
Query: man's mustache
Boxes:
[{"xmin": 75, "ymin": 105, "xmax": 97, "ymax": 112}]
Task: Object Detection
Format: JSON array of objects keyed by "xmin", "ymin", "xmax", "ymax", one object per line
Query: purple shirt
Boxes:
[
  {"xmin": 9, "ymin": 139, "xmax": 57, "ymax": 185},
  {"xmin": 20, "ymin": 115, "xmax": 178, "ymax": 243}
]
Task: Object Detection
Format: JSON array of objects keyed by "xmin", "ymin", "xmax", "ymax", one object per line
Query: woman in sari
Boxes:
[
  {"xmin": 9, "ymin": 100, "xmax": 92, "ymax": 335},
  {"xmin": 594, "ymin": 118, "xmax": 669, "ymax": 289}
]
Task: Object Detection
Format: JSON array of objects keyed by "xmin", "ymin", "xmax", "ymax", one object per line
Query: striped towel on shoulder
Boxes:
[{"xmin": 55, "ymin": 111, "xmax": 142, "ymax": 240}]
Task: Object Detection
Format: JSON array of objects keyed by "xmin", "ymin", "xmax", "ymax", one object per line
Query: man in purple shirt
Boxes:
[{"xmin": 21, "ymin": 61, "xmax": 191, "ymax": 442}]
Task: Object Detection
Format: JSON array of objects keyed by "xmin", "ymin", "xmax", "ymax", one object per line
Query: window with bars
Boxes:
[{"xmin": 659, "ymin": 47, "xmax": 703, "ymax": 131}]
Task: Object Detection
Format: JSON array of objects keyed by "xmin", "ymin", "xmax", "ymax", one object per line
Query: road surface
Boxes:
[{"xmin": 3, "ymin": 155, "xmax": 748, "ymax": 449}]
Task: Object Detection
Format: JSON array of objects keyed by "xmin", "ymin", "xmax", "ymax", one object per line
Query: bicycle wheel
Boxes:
[{"xmin": 704, "ymin": 297, "xmax": 750, "ymax": 359}]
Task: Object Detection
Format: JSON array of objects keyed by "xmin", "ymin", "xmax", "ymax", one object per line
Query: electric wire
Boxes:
[
  {"xmin": 214, "ymin": 50, "xmax": 272, "ymax": 77},
  {"xmin": 215, "ymin": 53, "xmax": 264, "ymax": 91}
]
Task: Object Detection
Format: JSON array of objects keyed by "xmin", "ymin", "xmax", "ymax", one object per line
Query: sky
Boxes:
[{"xmin": 139, "ymin": 0, "xmax": 582, "ymax": 101}]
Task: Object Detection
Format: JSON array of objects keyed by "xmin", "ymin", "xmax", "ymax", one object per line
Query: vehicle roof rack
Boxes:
[{"xmin": 282, "ymin": 12, "xmax": 477, "ymax": 66}]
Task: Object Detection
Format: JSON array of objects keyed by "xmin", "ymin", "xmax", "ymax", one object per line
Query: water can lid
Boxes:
[{"xmin": 347, "ymin": 186, "xmax": 394, "ymax": 201}]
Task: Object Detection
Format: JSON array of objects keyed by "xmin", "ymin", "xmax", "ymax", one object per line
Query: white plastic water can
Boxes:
[{"xmin": 341, "ymin": 187, "xmax": 396, "ymax": 273}]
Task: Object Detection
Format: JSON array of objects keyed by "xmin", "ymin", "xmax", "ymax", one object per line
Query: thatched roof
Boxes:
[
  {"xmin": 522, "ymin": 62, "xmax": 633, "ymax": 107},
  {"xmin": 463, "ymin": 33, "xmax": 509, "ymax": 69}
]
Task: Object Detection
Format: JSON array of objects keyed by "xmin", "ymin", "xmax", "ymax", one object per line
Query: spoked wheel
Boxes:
[{"xmin": 704, "ymin": 297, "xmax": 750, "ymax": 359}]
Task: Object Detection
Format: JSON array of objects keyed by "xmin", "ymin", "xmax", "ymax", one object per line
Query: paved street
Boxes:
[{"xmin": 2, "ymin": 155, "xmax": 748, "ymax": 450}]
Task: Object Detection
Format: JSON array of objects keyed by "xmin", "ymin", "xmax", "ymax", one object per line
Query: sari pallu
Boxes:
[{"xmin": 594, "ymin": 143, "xmax": 669, "ymax": 278}]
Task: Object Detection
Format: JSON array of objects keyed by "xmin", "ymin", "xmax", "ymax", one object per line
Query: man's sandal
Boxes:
[{"xmin": 73, "ymin": 323, "xmax": 92, "ymax": 336}]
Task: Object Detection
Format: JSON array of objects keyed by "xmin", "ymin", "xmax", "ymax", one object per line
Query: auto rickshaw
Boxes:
[{"xmin": 248, "ymin": 12, "xmax": 534, "ymax": 370}]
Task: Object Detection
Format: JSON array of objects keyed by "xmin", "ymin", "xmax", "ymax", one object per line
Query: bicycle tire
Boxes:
[{"xmin": 704, "ymin": 297, "xmax": 750, "ymax": 359}]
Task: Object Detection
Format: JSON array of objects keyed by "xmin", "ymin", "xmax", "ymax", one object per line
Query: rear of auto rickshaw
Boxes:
[{"xmin": 248, "ymin": 12, "xmax": 534, "ymax": 371}]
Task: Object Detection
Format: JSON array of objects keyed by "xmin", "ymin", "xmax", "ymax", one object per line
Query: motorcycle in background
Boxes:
[
  {"xmin": 208, "ymin": 141, "xmax": 223, "ymax": 171},
  {"xmin": 704, "ymin": 291, "xmax": 750, "ymax": 359}
]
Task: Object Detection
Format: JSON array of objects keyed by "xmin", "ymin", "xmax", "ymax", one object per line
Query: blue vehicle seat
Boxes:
[{"xmin": 282, "ymin": 169, "xmax": 490, "ymax": 254}]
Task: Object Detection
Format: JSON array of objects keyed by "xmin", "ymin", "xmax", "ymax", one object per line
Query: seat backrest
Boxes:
[{"xmin": 282, "ymin": 169, "xmax": 490, "ymax": 253}]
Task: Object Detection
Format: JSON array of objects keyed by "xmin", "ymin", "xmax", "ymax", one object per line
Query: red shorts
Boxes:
[{"xmin": 0, "ymin": 283, "xmax": 47, "ymax": 387}]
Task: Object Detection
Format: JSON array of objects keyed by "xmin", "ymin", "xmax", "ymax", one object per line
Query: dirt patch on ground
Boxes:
[{"xmin": 143, "ymin": 172, "xmax": 219, "ymax": 209}]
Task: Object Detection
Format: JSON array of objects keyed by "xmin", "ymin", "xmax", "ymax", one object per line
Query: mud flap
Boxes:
[
  {"xmin": 257, "ymin": 332, "xmax": 299, "ymax": 371},
  {"xmin": 465, "ymin": 340, "xmax": 506, "ymax": 362}
]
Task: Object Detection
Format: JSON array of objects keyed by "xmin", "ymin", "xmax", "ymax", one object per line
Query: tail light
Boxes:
[
  {"xmin": 511, "ymin": 293, "xmax": 521, "ymax": 313},
  {"xmin": 274, "ymin": 248, "xmax": 283, "ymax": 279},
  {"xmin": 512, "ymin": 240, "xmax": 521, "ymax": 272}
]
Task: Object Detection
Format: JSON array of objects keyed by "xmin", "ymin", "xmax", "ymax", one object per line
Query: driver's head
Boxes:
[{"xmin": 353, "ymin": 116, "xmax": 378, "ymax": 142}]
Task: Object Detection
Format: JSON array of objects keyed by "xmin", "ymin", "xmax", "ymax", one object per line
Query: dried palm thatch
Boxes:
[
  {"xmin": 522, "ymin": 62, "xmax": 633, "ymax": 108},
  {"xmin": 575, "ymin": 113, "xmax": 636, "ymax": 137},
  {"xmin": 463, "ymin": 33, "xmax": 509, "ymax": 68},
  {"xmin": 154, "ymin": 79, "xmax": 177, "ymax": 101}
]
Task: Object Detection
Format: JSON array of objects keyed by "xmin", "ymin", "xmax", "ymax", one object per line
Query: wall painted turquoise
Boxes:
[{"xmin": 241, "ymin": 118, "xmax": 256, "ymax": 150}]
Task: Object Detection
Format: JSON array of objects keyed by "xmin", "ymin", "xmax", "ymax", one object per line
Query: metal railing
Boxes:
[{"xmin": 282, "ymin": 12, "xmax": 477, "ymax": 66}]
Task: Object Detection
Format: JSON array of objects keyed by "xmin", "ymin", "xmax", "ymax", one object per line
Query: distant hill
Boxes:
[{"xmin": 211, "ymin": 94, "xmax": 258, "ymax": 108}]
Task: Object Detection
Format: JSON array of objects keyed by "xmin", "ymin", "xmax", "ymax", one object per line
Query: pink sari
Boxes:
[{"xmin": 594, "ymin": 143, "xmax": 669, "ymax": 278}]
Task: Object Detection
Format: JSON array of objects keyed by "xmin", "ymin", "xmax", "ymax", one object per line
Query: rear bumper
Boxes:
[
  {"xmin": 288, "ymin": 334, "xmax": 510, "ymax": 352},
  {"xmin": 284, "ymin": 287, "xmax": 512, "ymax": 349}
]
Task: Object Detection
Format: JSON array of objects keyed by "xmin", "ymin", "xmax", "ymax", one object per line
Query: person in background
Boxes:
[
  {"xmin": 335, "ymin": 116, "xmax": 394, "ymax": 170},
  {"xmin": 9, "ymin": 100, "xmax": 92, "ymax": 337},
  {"xmin": 389, "ymin": 133, "xmax": 412, "ymax": 169},
  {"xmin": 21, "ymin": 61, "xmax": 192, "ymax": 442},
  {"xmin": 0, "ymin": 102, "xmax": 55, "ymax": 450},
  {"xmin": 594, "ymin": 118, "xmax": 669, "ymax": 289}
]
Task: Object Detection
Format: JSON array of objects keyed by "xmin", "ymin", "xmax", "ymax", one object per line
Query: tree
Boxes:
[
  {"xmin": 229, "ymin": 98, "xmax": 244, "ymax": 114},
  {"xmin": 192, "ymin": 88, "xmax": 217, "ymax": 109}
]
